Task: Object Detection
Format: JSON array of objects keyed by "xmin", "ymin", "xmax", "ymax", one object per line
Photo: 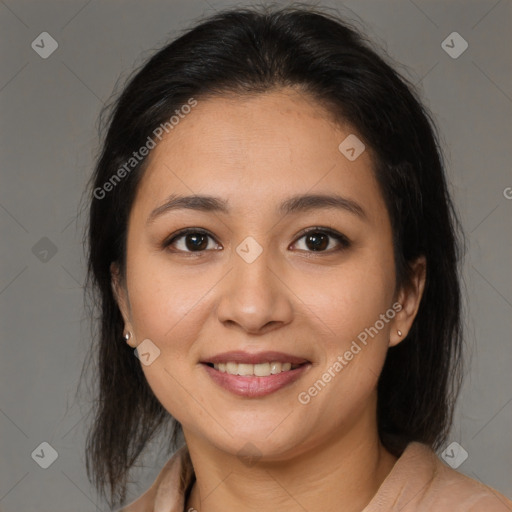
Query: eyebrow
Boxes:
[{"xmin": 146, "ymin": 193, "xmax": 367, "ymax": 225}]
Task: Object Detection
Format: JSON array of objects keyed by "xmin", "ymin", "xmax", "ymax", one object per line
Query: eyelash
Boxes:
[{"xmin": 162, "ymin": 227, "xmax": 351, "ymax": 255}]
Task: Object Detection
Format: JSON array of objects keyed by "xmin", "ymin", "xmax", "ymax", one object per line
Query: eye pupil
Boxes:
[
  {"xmin": 306, "ymin": 232, "xmax": 329, "ymax": 251},
  {"xmin": 186, "ymin": 233, "xmax": 208, "ymax": 251}
]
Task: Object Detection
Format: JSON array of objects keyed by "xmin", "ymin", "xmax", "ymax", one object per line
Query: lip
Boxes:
[
  {"xmin": 202, "ymin": 363, "xmax": 311, "ymax": 397},
  {"xmin": 202, "ymin": 351, "xmax": 310, "ymax": 365}
]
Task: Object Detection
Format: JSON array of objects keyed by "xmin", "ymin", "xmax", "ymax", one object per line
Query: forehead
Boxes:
[
  {"xmin": 132, "ymin": 88, "xmax": 386, "ymax": 222},
  {"xmin": 148, "ymin": 89, "xmax": 350, "ymax": 168}
]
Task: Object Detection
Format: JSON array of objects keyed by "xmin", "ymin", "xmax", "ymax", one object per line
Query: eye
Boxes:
[
  {"xmin": 292, "ymin": 227, "xmax": 351, "ymax": 253},
  {"xmin": 163, "ymin": 228, "xmax": 221, "ymax": 253},
  {"xmin": 163, "ymin": 227, "xmax": 351, "ymax": 254}
]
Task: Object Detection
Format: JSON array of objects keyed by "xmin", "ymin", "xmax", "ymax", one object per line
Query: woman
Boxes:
[{"xmin": 82, "ymin": 4, "xmax": 512, "ymax": 511}]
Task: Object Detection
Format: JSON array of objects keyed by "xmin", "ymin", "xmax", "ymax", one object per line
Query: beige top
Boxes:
[{"xmin": 119, "ymin": 441, "xmax": 512, "ymax": 512}]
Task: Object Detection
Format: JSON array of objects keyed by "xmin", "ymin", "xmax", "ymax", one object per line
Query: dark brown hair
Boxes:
[{"xmin": 80, "ymin": 3, "xmax": 465, "ymax": 509}]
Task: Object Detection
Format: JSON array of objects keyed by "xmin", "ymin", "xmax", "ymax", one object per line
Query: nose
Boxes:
[{"xmin": 215, "ymin": 246, "xmax": 294, "ymax": 335}]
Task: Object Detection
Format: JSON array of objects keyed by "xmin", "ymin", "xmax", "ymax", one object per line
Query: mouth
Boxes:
[
  {"xmin": 200, "ymin": 351, "xmax": 311, "ymax": 397},
  {"xmin": 203, "ymin": 361, "xmax": 305, "ymax": 376}
]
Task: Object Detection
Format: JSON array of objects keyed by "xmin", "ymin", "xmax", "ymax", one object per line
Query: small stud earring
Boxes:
[
  {"xmin": 397, "ymin": 330, "xmax": 402, "ymax": 336},
  {"xmin": 124, "ymin": 331, "xmax": 131, "ymax": 341}
]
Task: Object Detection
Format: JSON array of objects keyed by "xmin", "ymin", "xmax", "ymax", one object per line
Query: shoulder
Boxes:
[
  {"xmin": 116, "ymin": 444, "xmax": 194, "ymax": 512},
  {"xmin": 369, "ymin": 441, "xmax": 512, "ymax": 512},
  {"xmin": 427, "ymin": 451, "xmax": 512, "ymax": 511}
]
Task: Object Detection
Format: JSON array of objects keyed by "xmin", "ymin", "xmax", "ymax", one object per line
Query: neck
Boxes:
[{"xmin": 183, "ymin": 405, "xmax": 398, "ymax": 512}]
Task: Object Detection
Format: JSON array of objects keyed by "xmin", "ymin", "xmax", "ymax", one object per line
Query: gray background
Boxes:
[{"xmin": 1, "ymin": 0, "xmax": 511, "ymax": 510}]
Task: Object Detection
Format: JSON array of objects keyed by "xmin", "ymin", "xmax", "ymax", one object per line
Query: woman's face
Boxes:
[{"xmin": 112, "ymin": 88, "xmax": 424, "ymax": 460}]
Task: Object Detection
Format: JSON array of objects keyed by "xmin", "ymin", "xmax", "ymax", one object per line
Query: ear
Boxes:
[
  {"xmin": 389, "ymin": 255, "xmax": 426, "ymax": 347},
  {"xmin": 110, "ymin": 262, "xmax": 135, "ymax": 346}
]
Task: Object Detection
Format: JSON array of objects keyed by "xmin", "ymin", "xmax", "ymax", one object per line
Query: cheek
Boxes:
[
  {"xmin": 306, "ymin": 249, "xmax": 395, "ymax": 339},
  {"xmin": 126, "ymin": 250, "xmax": 208, "ymax": 340},
  {"xmin": 298, "ymin": 262, "xmax": 395, "ymax": 427},
  {"xmin": 302, "ymin": 251, "xmax": 396, "ymax": 415},
  {"xmin": 126, "ymin": 261, "xmax": 211, "ymax": 421}
]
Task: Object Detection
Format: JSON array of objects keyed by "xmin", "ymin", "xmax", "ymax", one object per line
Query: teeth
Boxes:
[{"xmin": 213, "ymin": 361, "xmax": 297, "ymax": 376}]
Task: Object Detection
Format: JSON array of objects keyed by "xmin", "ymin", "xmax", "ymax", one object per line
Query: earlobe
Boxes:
[
  {"xmin": 389, "ymin": 256, "xmax": 427, "ymax": 347},
  {"xmin": 111, "ymin": 262, "xmax": 137, "ymax": 346},
  {"xmin": 123, "ymin": 330, "xmax": 137, "ymax": 348}
]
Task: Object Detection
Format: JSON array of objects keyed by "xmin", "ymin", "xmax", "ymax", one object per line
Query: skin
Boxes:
[{"xmin": 111, "ymin": 87, "xmax": 426, "ymax": 512}]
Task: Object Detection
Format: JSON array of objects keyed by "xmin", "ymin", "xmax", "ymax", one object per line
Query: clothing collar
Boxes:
[
  {"xmin": 131, "ymin": 440, "xmax": 511, "ymax": 511},
  {"xmin": 149, "ymin": 441, "xmax": 432, "ymax": 512}
]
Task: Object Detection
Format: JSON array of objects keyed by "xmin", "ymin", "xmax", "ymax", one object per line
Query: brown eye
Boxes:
[
  {"xmin": 293, "ymin": 228, "xmax": 351, "ymax": 253},
  {"xmin": 164, "ymin": 229, "xmax": 220, "ymax": 253},
  {"xmin": 304, "ymin": 232, "xmax": 329, "ymax": 251}
]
